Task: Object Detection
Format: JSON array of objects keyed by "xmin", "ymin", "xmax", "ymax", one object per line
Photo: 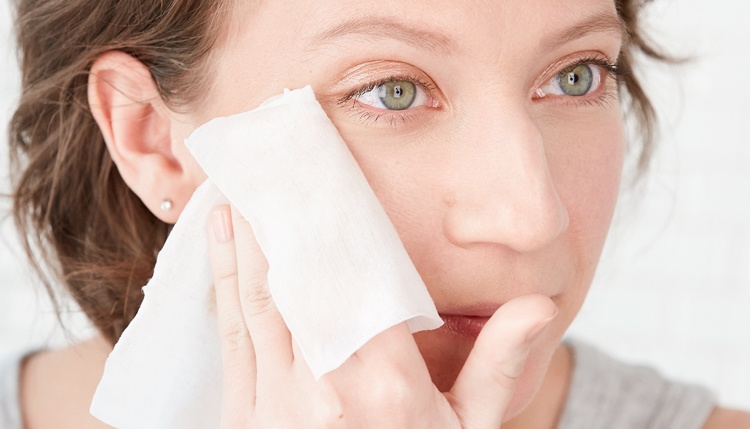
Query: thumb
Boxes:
[{"xmin": 446, "ymin": 294, "xmax": 558, "ymax": 429}]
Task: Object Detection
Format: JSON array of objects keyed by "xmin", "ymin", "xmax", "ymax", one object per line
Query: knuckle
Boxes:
[
  {"xmin": 219, "ymin": 317, "xmax": 250, "ymax": 353},
  {"xmin": 369, "ymin": 368, "xmax": 413, "ymax": 406},
  {"xmin": 240, "ymin": 279, "xmax": 276, "ymax": 318},
  {"xmin": 212, "ymin": 262, "xmax": 238, "ymax": 285},
  {"xmin": 310, "ymin": 397, "xmax": 346, "ymax": 428},
  {"xmin": 474, "ymin": 345, "xmax": 528, "ymax": 391},
  {"xmin": 215, "ymin": 269, "xmax": 238, "ymax": 285},
  {"xmin": 491, "ymin": 358, "xmax": 525, "ymax": 391}
]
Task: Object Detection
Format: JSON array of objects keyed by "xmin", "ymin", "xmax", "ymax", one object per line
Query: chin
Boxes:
[{"xmin": 414, "ymin": 325, "xmax": 561, "ymax": 419}]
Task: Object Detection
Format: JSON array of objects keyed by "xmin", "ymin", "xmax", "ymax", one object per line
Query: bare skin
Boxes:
[
  {"xmin": 20, "ymin": 337, "xmax": 571, "ymax": 429},
  {"xmin": 19, "ymin": 338, "xmax": 750, "ymax": 428},
  {"xmin": 87, "ymin": 0, "xmax": 629, "ymax": 420},
  {"xmin": 15, "ymin": 0, "xmax": 750, "ymax": 427},
  {"xmin": 20, "ymin": 338, "xmax": 111, "ymax": 429}
]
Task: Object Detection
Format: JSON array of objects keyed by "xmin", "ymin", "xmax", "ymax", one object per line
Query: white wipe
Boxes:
[{"xmin": 90, "ymin": 86, "xmax": 442, "ymax": 428}]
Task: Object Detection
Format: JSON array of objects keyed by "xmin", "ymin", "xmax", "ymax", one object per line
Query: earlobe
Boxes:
[{"xmin": 88, "ymin": 51, "xmax": 190, "ymax": 223}]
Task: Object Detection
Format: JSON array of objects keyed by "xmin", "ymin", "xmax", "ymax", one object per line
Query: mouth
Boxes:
[
  {"xmin": 439, "ymin": 314, "xmax": 492, "ymax": 339},
  {"xmin": 438, "ymin": 294, "xmax": 559, "ymax": 339},
  {"xmin": 438, "ymin": 303, "xmax": 501, "ymax": 339}
]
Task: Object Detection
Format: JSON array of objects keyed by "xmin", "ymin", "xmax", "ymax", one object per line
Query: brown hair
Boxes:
[
  {"xmin": 8, "ymin": 0, "xmax": 226, "ymax": 344},
  {"xmin": 616, "ymin": 0, "xmax": 674, "ymax": 175},
  {"xmin": 8, "ymin": 0, "xmax": 669, "ymax": 345}
]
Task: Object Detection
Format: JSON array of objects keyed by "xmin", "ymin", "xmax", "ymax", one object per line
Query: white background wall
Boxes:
[{"xmin": 1, "ymin": 0, "xmax": 748, "ymax": 410}]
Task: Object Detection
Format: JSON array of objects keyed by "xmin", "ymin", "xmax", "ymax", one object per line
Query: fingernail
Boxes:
[
  {"xmin": 211, "ymin": 206, "xmax": 234, "ymax": 243},
  {"xmin": 526, "ymin": 306, "xmax": 558, "ymax": 342}
]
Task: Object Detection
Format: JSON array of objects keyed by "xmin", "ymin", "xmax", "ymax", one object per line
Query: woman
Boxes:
[{"xmin": 3, "ymin": 0, "xmax": 749, "ymax": 427}]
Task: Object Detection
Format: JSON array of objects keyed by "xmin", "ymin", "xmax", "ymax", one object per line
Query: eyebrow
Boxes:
[
  {"xmin": 310, "ymin": 10, "xmax": 626, "ymax": 56},
  {"xmin": 539, "ymin": 10, "xmax": 628, "ymax": 53},
  {"xmin": 311, "ymin": 16, "xmax": 458, "ymax": 55}
]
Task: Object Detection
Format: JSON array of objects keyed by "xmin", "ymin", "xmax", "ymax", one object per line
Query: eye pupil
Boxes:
[
  {"xmin": 393, "ymin": 85, "xmax": 403, "ymax": 98},
  {"xmin": 378, "ymin": 80, "xmax": 417, "ymax": 110},
  {"xmin": 557, "ymin": 64, "xmax": 593, "ymax": 96}
]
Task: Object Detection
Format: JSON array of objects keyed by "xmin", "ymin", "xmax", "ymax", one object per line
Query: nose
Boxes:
[{"xmin": 442, "ymin": 101, "xmax": 569, "ymax": 253}]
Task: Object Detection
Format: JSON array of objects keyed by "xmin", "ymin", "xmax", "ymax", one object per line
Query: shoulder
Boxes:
[
  {"xmin": 560, "ymin": 340, "xmax": 716, "ymax": 429},
  {"xmin": 21, "ymin": 336, "xmax": 114, "ymax": 429},
  {"xmin": 703, "ymin": 407, "xmax": 750, "ymax": 429}
]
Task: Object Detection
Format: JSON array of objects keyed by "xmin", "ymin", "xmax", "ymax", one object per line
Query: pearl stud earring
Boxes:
[{"xmin": 160, "ymin": 198, "xmax": 173, "ymax": 212}]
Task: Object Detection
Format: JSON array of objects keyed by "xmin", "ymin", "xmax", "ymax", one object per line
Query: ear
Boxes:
[{"xmin": 88, "ymin": 51, "xmax": 197, "ymax": 224}]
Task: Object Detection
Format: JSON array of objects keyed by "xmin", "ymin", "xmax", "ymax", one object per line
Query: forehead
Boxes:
[{"xmin": 227, "ymin": 0, "xmax": 623, "ymax": 52}]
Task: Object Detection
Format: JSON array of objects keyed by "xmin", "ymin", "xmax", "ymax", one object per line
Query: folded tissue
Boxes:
[{"xmin": 90, "ymin": 86, "xmax": 442, "ymax": 428}]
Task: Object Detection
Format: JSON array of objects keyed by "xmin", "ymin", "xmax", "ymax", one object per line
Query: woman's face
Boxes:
[{"xmin": 182, "ymin": 0, "xmax": 625, "ymax": 417}]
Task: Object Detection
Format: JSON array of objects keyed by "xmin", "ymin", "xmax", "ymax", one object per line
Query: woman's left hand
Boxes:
[{"xmin": 207, "ymin": 204, "xmax": 557, "ymax": 429}]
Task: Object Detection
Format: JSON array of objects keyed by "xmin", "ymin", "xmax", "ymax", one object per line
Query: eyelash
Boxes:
[
  {"xmin": 538, "ymin": 55, "xmax": 625, "ymax": 108},
  {"xmin": 336, "ymin": 73, "xmax": 436, "ymax": 127},
  {"xmin": 337, "ymin": 56, "xmax": 625, "ymax": 126}
]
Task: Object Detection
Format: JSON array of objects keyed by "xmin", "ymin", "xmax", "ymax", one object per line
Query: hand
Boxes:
[{"xmin": 207, "ymin": 205, "xmax": 557, "ymax": 429}]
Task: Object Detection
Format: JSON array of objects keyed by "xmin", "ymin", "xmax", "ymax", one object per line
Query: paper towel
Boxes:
[{"xmin": 90, "ymin": 86, "xmax": 442, "ymax": 428}]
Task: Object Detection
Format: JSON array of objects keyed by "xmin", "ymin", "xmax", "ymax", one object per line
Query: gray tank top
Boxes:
[
  {"xmin": 558, "ymin": 340, "xmax": 715, "ymax": 429},
  {"xmin": 0, "ymin": 341, "xmax": 715, "ymax": 428}
]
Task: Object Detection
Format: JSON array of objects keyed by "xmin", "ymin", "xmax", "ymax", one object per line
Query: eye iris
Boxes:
[
  {"xmin": 557, "ymin": 64, "xmax": 593, "ymax": 96},
  {"xmin": 377, "ymin": 80, "xmax": 417, "ymax": 110}
]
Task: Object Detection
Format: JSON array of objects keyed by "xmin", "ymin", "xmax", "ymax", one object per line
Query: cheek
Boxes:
[
  {"xmin": 328, "ymin": 118, "xmax": 444, "ymax": 230},
  {"xmin": 545, "ymin": 114, "xmax": 625, "ymax": 261},
  {"xmin": 328, "ymin": 120, "xmax": 451, "ymax": 293},
  {"xmin": 534, "ymin": 112, "xmax": 625, "ymax": 342}
]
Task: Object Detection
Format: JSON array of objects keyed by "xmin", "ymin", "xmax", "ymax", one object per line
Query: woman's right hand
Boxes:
[{"xmin": 207, "ymin": 205, "xmax": 557, "ymax": 429}]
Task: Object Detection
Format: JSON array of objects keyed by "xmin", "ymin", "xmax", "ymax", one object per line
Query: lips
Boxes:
[
  {"xmin": 438, "ymin": 295, "xmax": 557, "ymax": 339},
  {"xmin": 439, "ymin": 314, "xmax": 492, "ymax": 339},
  {"xmin": 437, "ymin": 302, "xmax": 504, "ymax": 339}
]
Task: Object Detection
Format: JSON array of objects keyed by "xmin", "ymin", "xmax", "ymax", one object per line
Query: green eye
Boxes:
[
  {"xmin": 556, "ymin": 64, "xmax": 594, "ymax": 96},
  {"xmin": 377, "ymin": 81, "xmax": 417, "ymax": 110}
]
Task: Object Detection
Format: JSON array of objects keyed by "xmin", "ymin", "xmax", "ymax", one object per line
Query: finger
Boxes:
[
  {"xmin": 447, "ymin": 294, "xmax": 558, "ymax": 429},
  {"xmin": 351, "ymin": 322, "xmax": 427, "ymax": 373},
  {"xmin": 208, "ymin": 205, "xmax": 257, "ymax": 412},
  {"xmin": 230, "ymin": 206, "xmax": 293, "ymax": 371},
  {"xmin": 325, "ymin": 323, "xmax": 432, "ymax": 414}
]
